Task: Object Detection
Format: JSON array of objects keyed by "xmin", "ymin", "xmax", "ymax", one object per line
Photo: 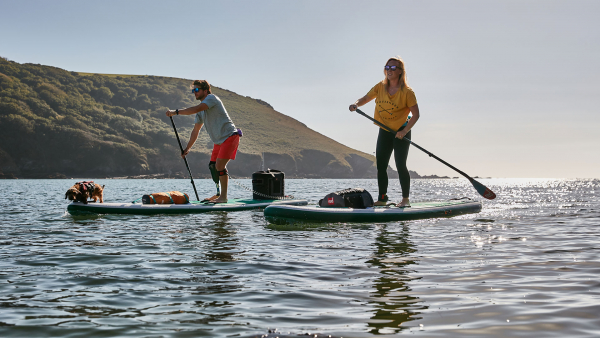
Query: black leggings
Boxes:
[{"xmin": 376, "ymin": 127, "xmax": 411, "ymax": 199}]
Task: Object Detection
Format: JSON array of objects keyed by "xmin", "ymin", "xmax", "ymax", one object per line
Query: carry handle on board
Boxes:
[{"xmin": 354, "ymin": 108, "xmax": 496, "ymax": 200}]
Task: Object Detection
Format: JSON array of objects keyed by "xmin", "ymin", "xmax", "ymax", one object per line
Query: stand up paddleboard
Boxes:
[
  {"xmin": 264, "ymin": 199, "xmax": 482, "ymax": 223},
  {"xmin": 67, "ymin": 198, "xmax": 308, "ymax": 215}
]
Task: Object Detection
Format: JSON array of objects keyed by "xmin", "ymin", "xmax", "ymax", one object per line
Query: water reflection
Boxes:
[
  {"xmin": 203, "ymin": 212, "xmax": 240, "ymax": 262},
  {"xmin": 366, "ymin": 224, "xmax": 426, "ymax": 334},
  {"xmin": 2, "ymin": 179, "xmax": 598, "ymax": 336},
  {"xmin": 172, "ymin": 212, "xmax": 245, "ymax": 300}
]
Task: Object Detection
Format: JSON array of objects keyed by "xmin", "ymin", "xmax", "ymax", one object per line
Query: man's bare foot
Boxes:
[
  {"xmin": 202, "ymin": 194, "xmax": 220, "ymax": 202},
  {"xmin": 210, "ymin": 197, "xmax": 228, "ymax": 204},
  {"xmin": 398, "ymin": 198, "xmax": 411, "ymax": 208}
]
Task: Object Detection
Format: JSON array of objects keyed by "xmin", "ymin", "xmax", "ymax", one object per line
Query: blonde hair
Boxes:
[{"xmin": 382, "ymin": 56, "xmax": 410, "ymax": 91}]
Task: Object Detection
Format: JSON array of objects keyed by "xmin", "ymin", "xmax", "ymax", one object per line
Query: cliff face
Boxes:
[{"xmin": 0, "ymin": 58, "xmax": 396, "ymax": 179}]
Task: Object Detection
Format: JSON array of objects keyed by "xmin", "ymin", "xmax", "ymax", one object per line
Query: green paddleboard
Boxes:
[
  {"xmin": 264, "ymin": 199, "xmax": 482, "ymax": 223},
  {"xmin": 67, "ymin": 198, "xmax": 308, "ymax": 215}
]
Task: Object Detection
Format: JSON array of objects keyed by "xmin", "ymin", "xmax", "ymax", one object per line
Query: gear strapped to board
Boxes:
[
  {"xmin": 205, "ymin": 165, "xmax": 294, "ymax": 201},
  {"xmin": 318, "ymin": 188, "xmax": 374, "ymax": 209}
]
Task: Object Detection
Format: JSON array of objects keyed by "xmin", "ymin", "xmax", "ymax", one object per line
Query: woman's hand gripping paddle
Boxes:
[
  {"xmin": 169, "ymin": 116, "xmax": 200, "ymax": 201},
  {"xmin": 354, "ymin": 109, "xmax": 496, "ymax": 200}
]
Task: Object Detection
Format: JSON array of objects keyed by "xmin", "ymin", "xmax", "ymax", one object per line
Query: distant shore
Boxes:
[{"xmin": 0, "ymin": 173, "xmax": 472, "ymax": 180}]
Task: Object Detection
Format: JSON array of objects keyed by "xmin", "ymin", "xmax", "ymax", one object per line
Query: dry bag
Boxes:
[
  {"xmin": 318, "ymin": 188, "xmax": 374, "ymax": 209},
  {"xmin": 142, "ymin": 191, "xmax": 190, "ymax": 204}
]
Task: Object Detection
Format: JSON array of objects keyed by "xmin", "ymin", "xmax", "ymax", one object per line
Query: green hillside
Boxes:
[{"xmin": 0, "ymin": 57, "xmax": 390, "ymax": 179}]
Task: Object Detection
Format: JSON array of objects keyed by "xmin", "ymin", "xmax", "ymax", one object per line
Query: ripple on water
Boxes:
[{"xmin": 0, "ymin": 179, "xmax": 599, "ymax": 337}]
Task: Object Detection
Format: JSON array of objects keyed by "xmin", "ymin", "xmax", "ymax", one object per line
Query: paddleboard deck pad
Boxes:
[
  {"xmin": 67, "ymin": 198, "xmax": 308, "ymax": 215},
  {"xmin": 264, "ymin": 199, "xmax": 482, "ymax": 223}
]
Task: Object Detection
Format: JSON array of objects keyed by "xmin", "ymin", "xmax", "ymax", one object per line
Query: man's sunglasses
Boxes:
[
  {"xmin": 384, "ymin": 65, "xmax": 400, "ymax": 71},
  {"xmin": 191, "ymin": 88, "xmax": 201, "ymax": 93}
]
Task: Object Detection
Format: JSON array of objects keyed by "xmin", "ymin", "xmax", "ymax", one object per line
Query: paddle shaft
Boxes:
[
  {"xmin": 169, "ymin": 116, "xmax": 200, "ymax": 201},
  {"xmin": 355, "ymin": 108, "xmax": 486, "ymax": 186}
]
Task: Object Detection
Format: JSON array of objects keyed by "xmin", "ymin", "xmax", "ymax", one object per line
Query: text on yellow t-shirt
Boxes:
[{"xmin": 366, "ymin": 82, "xmax": 417, "ymax": 131}]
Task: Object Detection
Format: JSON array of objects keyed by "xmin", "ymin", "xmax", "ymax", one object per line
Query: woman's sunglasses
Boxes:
[{"xmin": 384, "ymin": 65, "xmax": 400, "ymax": 71}]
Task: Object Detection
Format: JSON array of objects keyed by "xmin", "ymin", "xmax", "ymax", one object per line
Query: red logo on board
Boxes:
[{"xmin": 328, "ymin": 197, "xmax": 334, "ymax": 205}]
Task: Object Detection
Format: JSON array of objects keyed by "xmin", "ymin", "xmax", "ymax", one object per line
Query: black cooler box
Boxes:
[{"xmin": 252, "ymin": 169, "xmax": 285, "ymax": 200}]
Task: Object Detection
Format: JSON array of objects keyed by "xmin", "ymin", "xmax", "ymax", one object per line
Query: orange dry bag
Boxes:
[{"xmin": 141, "ymin": 191, "xmax": 190, "ymax": 204}]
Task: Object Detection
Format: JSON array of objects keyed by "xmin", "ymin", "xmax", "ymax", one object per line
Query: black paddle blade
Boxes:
[{"xmin": 470, "ymin": 179, "xmax": 496, "ymax": 200}]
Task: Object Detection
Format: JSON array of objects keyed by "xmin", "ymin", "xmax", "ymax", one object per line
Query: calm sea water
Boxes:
[{"xmin": 0, "ymin": 178, "xmax": 599, "ymax": 337}]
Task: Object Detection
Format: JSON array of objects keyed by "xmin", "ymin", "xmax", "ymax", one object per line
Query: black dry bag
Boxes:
[
  {"xmin": 318, "ymin": 188, "xmax": 374, "ymax": 209},
  {"xmin": 252, "ymin": 169, "xmax": 285, "ymax": 200}
]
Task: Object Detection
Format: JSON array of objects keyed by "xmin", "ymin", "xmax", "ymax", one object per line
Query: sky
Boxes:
[{"xmin": 1, "ymin": 0, "xmax": 599, "ymax": 178}]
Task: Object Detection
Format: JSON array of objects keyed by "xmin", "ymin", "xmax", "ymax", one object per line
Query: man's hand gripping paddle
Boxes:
[
  {"xmin": 169, "ymin": 116, "xmax": 200, "ymax": 201},
  {"xmin": 354, "ymin": 109, "xmax": 496, "ymax": 200}
]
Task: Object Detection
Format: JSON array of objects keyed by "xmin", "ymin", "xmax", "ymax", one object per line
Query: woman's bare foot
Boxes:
[
  {"xmin": 210, "ymin": 196, "xmax": 228, "ymax": 204},
  {"xmin": 398, "ymin": 198, "xmax": 411, "ymax": 208},
  {"xmin": 202, "ymin": 194, "xmax": 220, "ymax": 202}
]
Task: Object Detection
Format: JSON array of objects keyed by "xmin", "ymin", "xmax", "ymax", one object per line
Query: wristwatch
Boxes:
[{"xmin": 175, "ymin": 109, "xmax": 179, "ymax": 115}]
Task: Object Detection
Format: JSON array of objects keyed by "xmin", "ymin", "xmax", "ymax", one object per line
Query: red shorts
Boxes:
[{"xmin": 210, "ymin": 134, "xmax": 240, "ymax": 161}]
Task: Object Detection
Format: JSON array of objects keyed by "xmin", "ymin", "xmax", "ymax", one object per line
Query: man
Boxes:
[{"xmin": 166, "ymin": 80, "xmax": 241, "ymax": 203}]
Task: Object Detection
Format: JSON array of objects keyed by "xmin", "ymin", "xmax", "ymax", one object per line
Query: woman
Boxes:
[{"xmin": 349, "ymin": 56, "xmax": 420, "ymax": 207}]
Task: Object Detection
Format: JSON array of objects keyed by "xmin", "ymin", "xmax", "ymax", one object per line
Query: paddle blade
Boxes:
[{"xmin": 470, "ymin": 179, "xmax": 496, "ymax": 200}]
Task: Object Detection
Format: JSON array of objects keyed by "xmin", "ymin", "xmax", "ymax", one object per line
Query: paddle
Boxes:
[
  {"xmin": 169, "ymin": 116, "xmax": 200, "ymax": 201},
  {"xmin": 354, "ymin": 108, "xmax": 496, "ymax": 200}
]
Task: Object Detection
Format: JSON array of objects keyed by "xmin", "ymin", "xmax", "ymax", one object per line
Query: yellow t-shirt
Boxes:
[{"xmin": 366, "ymin": 82, "xmax": 417, "ymax": 131}]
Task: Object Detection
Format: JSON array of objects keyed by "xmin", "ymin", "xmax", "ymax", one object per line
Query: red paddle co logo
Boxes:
[{"xmin": 328, "ymin": 197, "xmax": 334, "ymax": 205}]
